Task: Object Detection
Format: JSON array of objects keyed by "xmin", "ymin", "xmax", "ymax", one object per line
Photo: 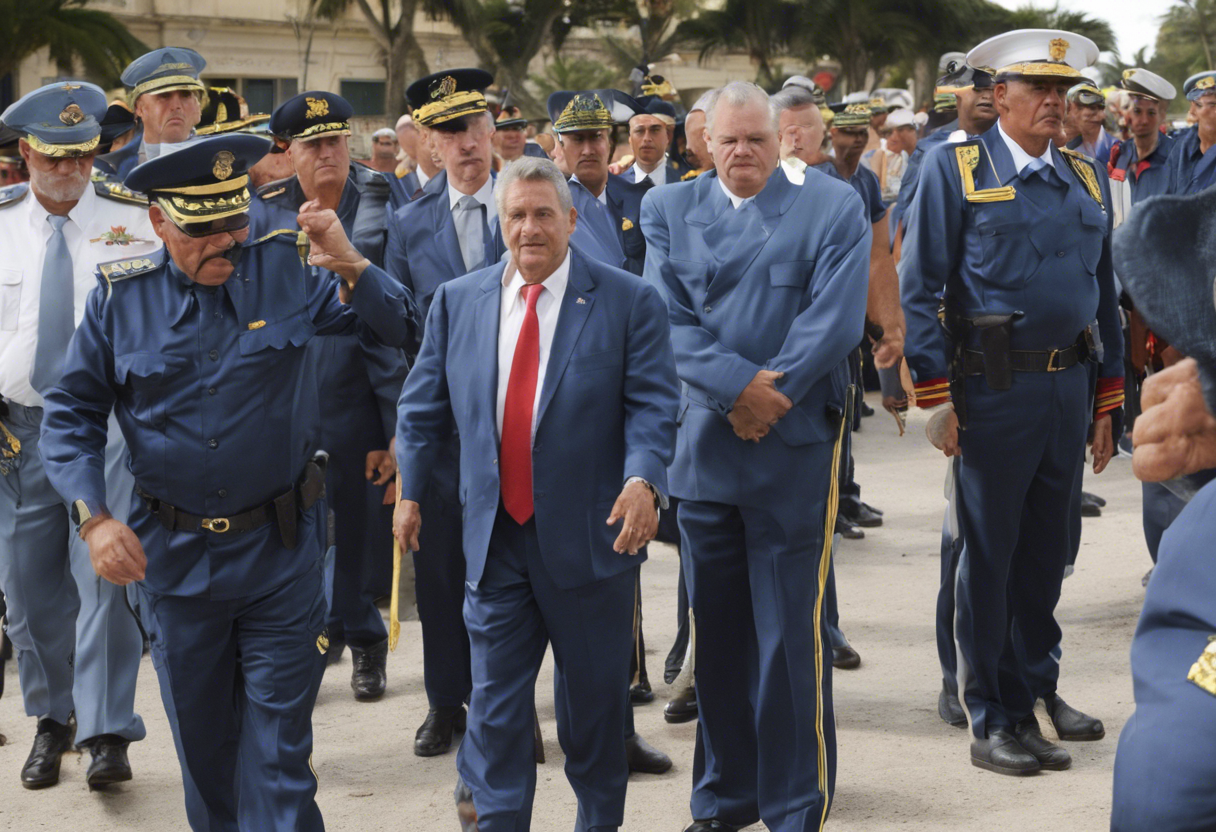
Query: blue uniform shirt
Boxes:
[
  {"xmin": 1167, "ymin": 126, "xmax": 1216, "ymax": 195},
  {"xmin": 894, "ymin": 127, "xmax": 956, "ymax": 237},
  {"xmin": 813, "ymin": 160, "xmax": 886, "ymax": 224},
  {"xmin": 39, "ymin": 232, "xmax": 416, "ymax": 599},
  {"xmin": 899, "ymin": 124, "xmax": 1124, "ymax": 406},
  {"xmin": 1109, "ymin": 132, "xmax": 1176, "ymax": 204}
]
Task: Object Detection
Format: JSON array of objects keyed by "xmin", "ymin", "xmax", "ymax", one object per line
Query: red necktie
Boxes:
[{"xmin": 501, "ymin": 283, "xmax": 544, "ymax": 524}]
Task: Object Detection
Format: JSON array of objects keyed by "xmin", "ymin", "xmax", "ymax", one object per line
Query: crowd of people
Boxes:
[{"xmin": 0, "ymin": 23, "xmax": 1215, "ymax": 832}]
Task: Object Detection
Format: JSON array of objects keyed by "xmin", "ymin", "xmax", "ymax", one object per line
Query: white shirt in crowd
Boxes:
[{"xmin": 633, "ymin": 156, "xmax": 669, "ymax": 187}]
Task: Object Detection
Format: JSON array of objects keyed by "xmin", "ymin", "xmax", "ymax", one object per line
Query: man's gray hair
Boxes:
[
  {"xmin": 769, "ymin": 86, "xmax": 819, "ymax": 116},
  {"xmin": 704, "ymin": 81, "xmax": 778, "ymax": 135},
  {"xmin": 689, "ymin": 89, "xmax": 717, "ymax": 115},
  {"xmin": 494, "ymin": 156, "xmax": 573, "ymax": 216}
]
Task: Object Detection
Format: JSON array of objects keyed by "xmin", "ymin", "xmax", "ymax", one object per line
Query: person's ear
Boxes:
[{"xmin": 148, "ymin": 203, "xmax": 171, "ymax": 242}]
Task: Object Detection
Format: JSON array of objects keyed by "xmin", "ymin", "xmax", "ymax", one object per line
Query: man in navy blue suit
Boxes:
[
  {"xmin": 394, "ymin": 156, "xmax": 679, "ymax": 832},
  {"xmin": 643, "ymin": 81, "xmax": 870, "ymax": 832},
  {"xmin": 383, "ymin": 68, "xmax": 505, "ymax": 758}
]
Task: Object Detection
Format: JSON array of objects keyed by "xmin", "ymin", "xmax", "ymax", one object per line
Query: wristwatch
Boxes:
[{"xmin": 625, "ymin": 476, "xmax": 664, "ymax": 516}]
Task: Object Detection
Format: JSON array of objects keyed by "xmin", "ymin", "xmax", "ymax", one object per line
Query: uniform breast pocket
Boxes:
[
  {"xmin": 238, "ymin": 311, "xmax": 316, "ymax": 360},
  {"xmin": 114, "ymin": 352, "xmax": 189, "ymax": 428},
  {"xmin": 770, "ymin": 260, "xmax": 813, "ymax": 288},
  {"xmin": 0, "ymin": 268, "xmax": 21, "ymax": 332},
  {"xmin": 1076, "ymin": 204, "xmax": 1107, "ymax": 275}
]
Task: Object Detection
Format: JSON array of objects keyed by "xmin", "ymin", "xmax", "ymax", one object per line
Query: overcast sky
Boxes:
[{"xmin": 993, "ymin": 0, "xmax": 1168, "ymax": 62}]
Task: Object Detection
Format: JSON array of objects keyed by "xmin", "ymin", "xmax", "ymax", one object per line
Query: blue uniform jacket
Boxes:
[
  {"xmin": 640, "ymin": 167, "xmax": 870, "ymax": 506},
  {"xmin": 39, "ymin": 233, "xmax": 416, "ymax": 599},
  {"xmin": 383, "ymin": 170, "xmax": 506, "ymax": 355},
  {"xmin": 899, "ymin": 125, "xmax": 1124, "ymax": 403},
  {"xmin": 252, "ymin": 164, "xmax": 408, "ymax": 440},
  {"xmin": 1167, "ymin": 126, "xmax": 1216, "ymax": 195},
  {"xmin": 1109, "ymin": 133, "xmax": 1176, "ymax": 204},
  {"xmin": 568, "ymin": 173, "xmax": 651, "ymax": 276},
  {"xmin": 93, "ymin": 129, "xmax": 143, "ymax": 179},
  {"xmin": 894, "ymin": 127, "xmax": 955, "ymax": 238},
  {"xmin": 394, "ymin": 247, "xmax": 679, "ymax": 591}
]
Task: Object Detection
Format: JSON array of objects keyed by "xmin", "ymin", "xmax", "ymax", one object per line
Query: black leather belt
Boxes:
[
  {"xmin": 963, "ymin": 343, "xmax": 1085, "ymax": 376},
  {"xmin": 137, "ymin": 486, "xmax": 281, "ymax": 534}
]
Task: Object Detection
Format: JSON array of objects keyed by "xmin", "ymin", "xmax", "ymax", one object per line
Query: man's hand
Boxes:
[
  {"xmin": 606, "ymin": 480, "xmax": 658, "ymax": 555},
  {"xmin": 728, "ymin": 405, "xmax": 770, "ymax": 442},
  {"xmin": 926, "ymin": 406, "xmax": 961, "ymax": 457},
  {"xmin": 1133, "ymin": 358, "xmax": 1216, "ymax": 482},
  {"xmin": 393, "ymin": 499, "xmax": 422, "ymax": 552},
  {"xmin": 871, "ymin": 325, "xmax": 905, "ymax": 370},
  {"xmin": 1091, "ymin": 414, "xmax": 1113, "ymax": 474},
  {"xmin": 365, "ymin": 450, "xmax": 396, "ymax": 486},
  {"xmin": 734, "ymin": 370, "xmax": 793, "ymax": 426},
  {"xmin": 82, "ymin": 517, "xmax": 147, "ymax": 585},
  {"xmin": 297, "ymin": 199, "xmax": 370, "ymax": 287}
]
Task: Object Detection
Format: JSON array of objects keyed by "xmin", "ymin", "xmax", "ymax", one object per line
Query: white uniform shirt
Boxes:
[
  {"xmin": 633, "ymin": 156, "xmax": 669, "ymax": 187},
  {"xmin": 997, "ymin": 120, "xmax": 1054, "ymax": 175},
  {"xmin": 0, "ymin": 185, "xmax": 161, "ymax": 406},
  {"xmin": 495, "ymin": 250, "xmax": 570, "ymax": 440}
]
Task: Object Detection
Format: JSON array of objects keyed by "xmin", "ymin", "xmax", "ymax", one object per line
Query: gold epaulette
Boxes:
[
  {"xmin": 1060, "ymin": 147, "xmax": 1105, "ymax": 209},
  {"xmin": 98, "ymin": 254, "xmax": 161, "ymax": 282},
  {"xmin": 954, "ymin": 143, "xmax": 1016, "ymax": 203},
  {"xmin": 681, "ymin": 168, "xmax": 704, "ymax": 181},
  {"xmin": 1188, "ymin": 638, "xmax": 1216, "ymax": 697},
  {"xmin": 92, "ymin": 176, "xmax": 147, "ymax": 206},
  {"xmin": 0, "ymin": 183, "xmax": 29, "ymax": 210}
]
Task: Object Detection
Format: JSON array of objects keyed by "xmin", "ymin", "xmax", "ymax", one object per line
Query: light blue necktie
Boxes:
[
  {"xmin": 454, "ymin": 195, "xmax": 486, "ymax": 272},
  {"xmin": 1021, "ymin": 157, "xmax": 1051, "ymax": 183},
  {"xmin": 30, "ymin": 214, "xmax": 74, "ymax": 394}
]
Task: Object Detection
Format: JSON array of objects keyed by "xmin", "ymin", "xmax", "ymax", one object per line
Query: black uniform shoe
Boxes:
[
  {"xmin": 82, "ymin": 734, "xmax": 133, "ymax": 789},
  {"xmin": 415, "ymin": 706, "xmax": 467, "ymax": 757},
  {"xmin": 630, "ymin": 680, "xmax": 655, "ymax": 704},
  {"xmin": 843, "ymin": 502, "xmax": 884, "ymax": 528},
  {"xmin": 1014, "ymin": 715, "xmax": 1071, "ymax": 771},
  {"xmin": 684, "ymin": 820, "xmax": 739, "ymax": 832},
  {"xmin": 938, "ymin": 685, "xmax": 967, "ymax": 728},
  {"xmin": 626, "ymin": 732, "xmax": 673, "ymax": 775},
  {"xmin": 665, "ymin": 685, "xmax": 698, "ymax": 724},
  {"xmin": 1080, "ymin": 492, "xmax": 1103, "ymax": 517},
  {"xmin": 455, "ymin": 777, "xmax": 479, "ymax": 832},
  {"xmin": 970, "ymin": 729, "xmax": 1041, "ymax": 776},
  {"xmin": 325, "ymin": 639, "xmax": 346, "ymax": 667},
  {"xmin": 859, "ymin": 400, "xmax": 875, "ymax": 418},
  {"xmin": 21, "ymin": 717, "xmax": 75, "ymax": 789},
  {"xmin": 832, "ymin": 644, "xmax": 861, "ymax": 670},
  {"xmin": 350, "ymin": 639, "xmax": 387, "ymax": 701},
  {"xmin": 835, "ymin": 517, "xmax": 865, "ymax": 540},
  {"xmin": 1043, "ymin": 694, "xmax": 1105, "ymax": 741}
]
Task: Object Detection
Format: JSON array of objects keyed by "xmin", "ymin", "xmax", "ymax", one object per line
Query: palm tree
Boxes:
[
  {"xmin": 0, "ymin": 0, "xmax": 146, "ymax": 91},
  {"xmin": 674, "ymin": 0, "xmax": 803, "ymax": 90},
  {"xmin": 998, "ymin": 5, "xmax": 1117, "ymax": 55},
  {"xmin": 530, "ymin": 52, "xmax": 621, "ymax": 100}
]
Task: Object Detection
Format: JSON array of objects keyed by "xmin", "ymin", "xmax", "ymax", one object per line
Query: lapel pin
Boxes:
[
  {"xmin": 621, "ymin": 218, "xmax": 634, "ymax": 231},
  {"xmin": 576, "ymin": 297, "xmax": 586, "ymax": 304}
]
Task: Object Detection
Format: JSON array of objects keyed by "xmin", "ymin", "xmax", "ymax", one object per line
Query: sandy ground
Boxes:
[{"xmin": 0, "ymin": 393, "xmax": 1149, "ymax": 831}]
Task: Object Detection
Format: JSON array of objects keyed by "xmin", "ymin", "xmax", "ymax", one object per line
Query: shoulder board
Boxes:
[
  {"xmin": 0, "ymin": 182, "xmax": 29, "ymax": 210},
  {"xmin": 681, "ymin": 168, "xmax": 703, "ymax": 181},
  {"xmin": 258, "ymin": 186, "xmax": 287, "ymax": 200},
  {"xmin": 252, "ymin": 228, "xmax": 309, "ymax": 266},
  {"xmin": 953, "ymin": 141, "xmax": 1016, "ymax": 204},
  {"xmin": 1060, "ymin": 148, "xmax": 1105, "ymax": 209},
  {"xmin": 91, "ymin": 173, "xmax": 147, "ymax": 206},
  {"xmin": 256, "ymin": 175, "xmax": 297, "ymax": 199},
  {"xmin": 96, "ymin": 248, "xmax": 166, "ymax": 284}
]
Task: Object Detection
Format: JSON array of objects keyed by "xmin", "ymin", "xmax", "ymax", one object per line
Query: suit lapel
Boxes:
[
  {"xmin": 535, "ymin": 250, "xmax": 595, "ymax": 431},
  {"xmin": 476, "ymin": 266, "xmax": 504, "ymax": 432},
  {"xmin": 703, "ymin": 169, "xmax": 798, "ymax": 305}
]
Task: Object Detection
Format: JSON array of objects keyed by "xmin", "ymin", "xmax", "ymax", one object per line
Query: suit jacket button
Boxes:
[
  {"xmin": 704, "ymin": 305, "xmax": 712, "ymax": 313},
  {"xmin": 492, "ymin": 458, "xmax": 497, "ymax": 465}
]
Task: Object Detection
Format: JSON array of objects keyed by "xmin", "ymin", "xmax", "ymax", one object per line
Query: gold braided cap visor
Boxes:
[
  {"xmin": 131, "ymin": 76, "xmax": 206, "ymax": 102},
  {"xmin": 196, "ymin": 114, "xmax": 272, "ymax": 136},
  {"xmin": 152, "ymin": 174, "xmax": 252, "ymax": 225},
  {"xmin": 293, "ymin": 122, "xmax": 352, "ymax": 141},
  {"xmin": 414, "ymin": 91, "xmax": 488, "ymax": 127},
  {"xmin": 26, "ymin": 133, "xmax": 100, "ymax": 157},
  {"xmin": 994, "ymin": 62, "xmax": 1082, "ymax": 81}
]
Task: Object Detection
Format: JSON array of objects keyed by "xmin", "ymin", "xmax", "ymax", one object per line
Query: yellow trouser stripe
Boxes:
[{"xmin": 814, "ymin": 405, "xmax": 848, "ymax": 831}]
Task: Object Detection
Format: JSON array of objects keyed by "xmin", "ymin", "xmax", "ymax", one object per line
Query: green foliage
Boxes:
[
  {"xmin": 1151, "ymin": 0, "xmax": 1215, "ymax": 101},
  {"xmin": 530, "ymin": 52, "xmax": 621, "ymax": 99},
  {"xmin": 0, "ymin": 0, "xmax": 147, "ymax": 87}
]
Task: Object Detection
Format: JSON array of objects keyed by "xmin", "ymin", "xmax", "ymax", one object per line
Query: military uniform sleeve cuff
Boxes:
[
  {"xmin": 914, "ymin": 378, "xmax": 951, "ymax": 409},
  {"xmin": 1095, "ymin": 377, "xmax": 1124, "ymax": 417}
]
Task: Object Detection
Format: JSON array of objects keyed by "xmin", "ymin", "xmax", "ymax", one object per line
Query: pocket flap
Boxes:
[
  {"xmin": 770, "ymin": 260, "xmax": 813, "ymax": 287},
  {"xmin": 0, "ymin": 268, "xmax": 20, "ymax": 285},
  {"xmin": 238, "ymin": 311, "xmax": 316, "ymax": 355},
  {"xmin": 114, "ymin": 352, "xmax": 187, "ymax": 386}
]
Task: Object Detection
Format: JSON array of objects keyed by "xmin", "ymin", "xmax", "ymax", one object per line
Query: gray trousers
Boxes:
[{"xmin": 0, "ymin": 403, "xmax": 145, "ymax": 744}]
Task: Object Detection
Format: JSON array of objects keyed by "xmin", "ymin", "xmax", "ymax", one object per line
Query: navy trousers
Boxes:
[
  {"xmin": 0, "ymin": 403, "xmax": 144, "ymax": 744},
  {"xmin": 137, "ymin": 555, "xmax": 328, "ymax": 832},
  {"xmin": 954, "ymin": 367, "xmax": 1089, "ymax": 739},
  {"xmin": 680, "ymin": 440, "xmax": 837, "ymax": 832},
  {"xmin": 1142, "ymin": 481, "xmax": 1186, "ymax": 564},
  {"xmin": 458, "ymin": 507, "xmax": 635, "ymax": 832},
  {"xmin": 311, "ymin": 334, "xmax": 392, "ymax": 649}
]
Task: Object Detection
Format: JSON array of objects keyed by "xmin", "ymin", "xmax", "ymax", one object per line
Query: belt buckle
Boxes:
[
  {"xmin": 201, "ymin": 517, "xmax": 231, "ymax": 533},
  {"xmin": 1046, "ymin": 348, "xmax": 1061, "ymax": 372}
]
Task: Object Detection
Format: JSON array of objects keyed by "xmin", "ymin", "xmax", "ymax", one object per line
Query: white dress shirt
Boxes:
[
  {"xmin": 0, "ymin": 185, "xmax": 161, "ymax": 407},
  {"xmin": 781, "ymin": 156, "xmax": 808, "ymax": 186},
  {"xmin": 571, "ymin": 174, "xmax": 609, "ymax": 206},
  {"xmin": 996, "ymin": 120, "xmax": 1054, "ymax": 175},
  {"xmin": 448, "ymin": 174, "xmax": 498, "ymax": 227},
  {"xmin": 495, "ymin": 250, "xmax": 570, "ymax": 439},
  {"xmin": 717, "ymin": 176, "xmax": 754, "ymax": 210},
  {"xmin": 416, "ymin": 166, "xmax": 432, "ymax": 190},
  {"xmin": 633, "ymin": 156, "xmax": 668, "ymax": 187}
]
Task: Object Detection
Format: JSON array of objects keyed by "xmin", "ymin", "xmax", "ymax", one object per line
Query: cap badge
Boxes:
[
  {"xmin": 1198, "ymin": 76, "xmax": 1216, "ymax": 91},
  {"xmin": 431, "ymin": 76, "xmax": 458, "ymax": 101},
  {"xmin": 305, "ymin": 97, "xmax": 329, "ymax": 119},
  {"xmin": 59, "ymin": 104, "xmax": 85, "ymax": 126},
  {"xmin": 212, "ymin": 150, "xmax": 236, "ymax": 181},
  {"xmin": 1049, "ymin": 38, "xmax": 1069, "ymax": 62},
  {"xmin": 60, "ymin": 83, "xmax": 81, "ymax": 92}
]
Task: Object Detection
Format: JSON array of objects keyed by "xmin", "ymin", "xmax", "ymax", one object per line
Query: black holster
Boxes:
[
  {"xmin": 278, "ymin": 451, "xmax": 328, "ymax": 549},
  {"xmin": 971, "ymin": 313, "xmax": 1023, "ymax": 391},
  {"xmin": 940, "ymin": 299, "xmax": 970, "ymax": 430}
]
